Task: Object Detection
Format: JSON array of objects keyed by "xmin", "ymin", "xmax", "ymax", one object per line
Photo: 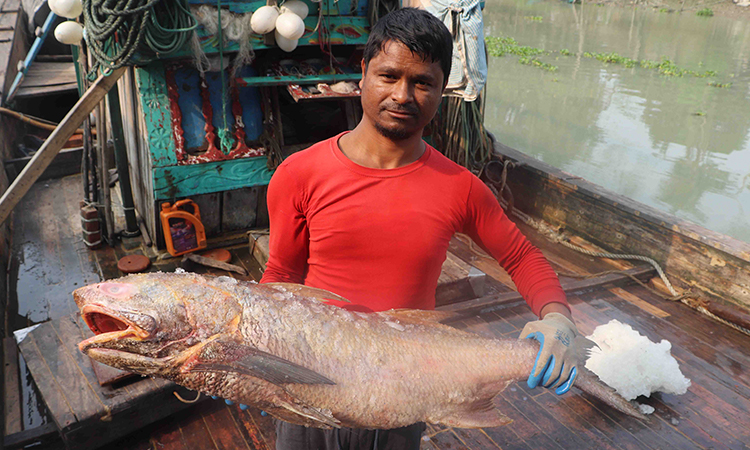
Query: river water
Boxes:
[{"xmin": 482, "ymin": 0, "xmax": 750, "ymax": 244}]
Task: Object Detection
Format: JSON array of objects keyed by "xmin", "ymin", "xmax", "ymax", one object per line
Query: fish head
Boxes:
[{"xmin": 75, "ymin": 272, "xmax": 243, "ymax": 375}]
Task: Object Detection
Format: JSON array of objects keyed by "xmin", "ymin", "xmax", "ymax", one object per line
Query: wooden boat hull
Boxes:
[{"xmin": 492, "ymin": 140, "xmax": 750, "ymax": 315}]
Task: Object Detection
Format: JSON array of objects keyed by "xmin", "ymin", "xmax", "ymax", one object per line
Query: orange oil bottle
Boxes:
[{"xmin": 160, "ymin": 199, "xmax": 207, "ymax": 257}]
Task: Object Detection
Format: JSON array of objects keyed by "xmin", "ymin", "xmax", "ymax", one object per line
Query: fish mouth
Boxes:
[{"xmin": 78, "ymin": 304, "xmax": 151, "ymax": 351}]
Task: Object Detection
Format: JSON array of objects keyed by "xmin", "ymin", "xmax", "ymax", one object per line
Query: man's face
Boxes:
[{"xmin": 359, "ymin": 40, "xmax": 445, "ymax": 141}]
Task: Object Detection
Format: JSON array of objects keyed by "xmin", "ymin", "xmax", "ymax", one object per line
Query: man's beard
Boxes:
[{"xmin": 373, "ymin": 121, "xmax": 412, "ymax": 141}]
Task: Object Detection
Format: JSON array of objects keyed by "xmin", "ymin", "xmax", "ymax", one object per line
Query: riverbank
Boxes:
[{"xmin": 593, "ymin": 0, "xmax": 750, "ymax": 19}]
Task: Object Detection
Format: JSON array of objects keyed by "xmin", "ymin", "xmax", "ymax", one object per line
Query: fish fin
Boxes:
[
  {"xmin": 263, "ymin": 283, "xmax": 351, "ymax": 303},
  {"xmin": 191, "ymin": 340, "xmax": 335, "ymax": 386},
  {"xmin": 437, "ymin": 399, "xmax": 513, "ymax": 428},
  {"xmin": 379, "ymin": 309, "xmax": 459, "ymax": 325},
  {"xmin": 276, "ymin": 401, "xmax": 341, "ymax": 428}
]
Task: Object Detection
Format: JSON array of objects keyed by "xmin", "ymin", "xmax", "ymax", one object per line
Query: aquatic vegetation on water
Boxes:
[
  {"xmin": 519, "ymin": 57, "xmax": 558, "ymax": 72},
  {"xmin": 524, "ymin": 15, "xmax": 543, "ymax": 22},
  {"xmin": 696, "ymin": 8, "xmax": 714, "ymax": 17},
  {"xmin": 707, "ymin": 81, "xmax": 731, "ymax": 88},
  {"xmin": 486, "ymin": 37, "xmax": 720, "ymax": 80},
  {"xmin": 485, "ymin": 36, "xmax": 547, "ymax": 58},
  {"xmin": 583, "ymin": 52, "xmax": 638, "ymax": 68}
]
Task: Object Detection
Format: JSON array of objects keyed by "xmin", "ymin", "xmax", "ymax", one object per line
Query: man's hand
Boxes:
[{"xmin": 520, "ymin": 311, "xmax": 578, "ymax": 395}]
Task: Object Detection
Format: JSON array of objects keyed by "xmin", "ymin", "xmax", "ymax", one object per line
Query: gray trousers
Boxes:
[{"xmin": 275, "ymin": 420, "xmax": 426, "ymax": 450}]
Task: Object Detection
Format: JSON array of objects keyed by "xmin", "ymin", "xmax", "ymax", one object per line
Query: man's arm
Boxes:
[
  {"xmin": 260, "ymin": 164, "xmax": 309, "ymax": 284},
  {"xmin": 462, "ymin": 175, "xmax": 578, "ymax": 394}
]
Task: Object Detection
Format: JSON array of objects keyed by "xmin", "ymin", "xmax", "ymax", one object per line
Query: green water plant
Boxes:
[
  {"xmin": 524, "ymin": 16, "xmax": 543, "ymax": 22},
  {"xmin": 708, "ymin": 81, "xmax": 731, "ymax": 88},
  {"xmin": 485, "ymin": 36, "xmax": 546, "ymax": 58},
  {"xmin": 560, "ymin": 49, "xmax": 572, "ymax": 56},
  {"xmin": 519, "ymin": 57, "xmax": 558, "ymax": 72},
  {"xmin": 696, "ymin": 8, "xmax": 714, "ymax": 17}
]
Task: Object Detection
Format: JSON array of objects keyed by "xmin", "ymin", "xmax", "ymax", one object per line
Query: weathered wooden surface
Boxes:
[
  {"xmin": 0, "ymin": 66, "xmax": 126, "ymax": 226},
  {"xmin": 17, "ymin": 316, "xmax": 205, "ymax": 450},
  {"xmin": 0, "ymin": 0, "xmax": 25, "ymax": 100},
  {"xmin": 14, "ymin": 61, "xmax": 77, "ymax": 98},
  {"xmin": 494, "ymin": 141, "xmax": 750, "ymax": 313},
  {"xmin": 3, "ymin": 338, "xmax": 22, "ymax": 435}
]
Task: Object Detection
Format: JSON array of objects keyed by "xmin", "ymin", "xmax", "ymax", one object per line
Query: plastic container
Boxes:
[{"xmin": 160, "ymin": 199, "xmax": 207, "ymax": 256}]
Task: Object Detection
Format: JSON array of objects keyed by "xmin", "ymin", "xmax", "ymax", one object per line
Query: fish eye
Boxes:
[{"xmin": 100, "ymin": 283, "xmax": 129, "ymax": 296}]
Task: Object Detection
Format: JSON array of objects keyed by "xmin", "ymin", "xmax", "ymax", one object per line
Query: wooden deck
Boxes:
[{"xmin": 4, "ymin": 174, "xmax": 750, "ymax": 449}]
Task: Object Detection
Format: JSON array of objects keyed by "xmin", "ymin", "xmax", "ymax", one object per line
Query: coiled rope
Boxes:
[
  {"xmin": 478, "ymin": 161, "xmax": 750, "ymax": 337},
  {"xmin": 82, "ymin": 0, "xmax": 197, "ymax": 77}
]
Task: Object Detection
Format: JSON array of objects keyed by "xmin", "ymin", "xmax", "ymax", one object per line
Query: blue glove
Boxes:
[
  {"xmin": 520, "ymin": 312, "xmax": 578, "ymax": 395},
  {"xmin": 211, "ymin": 396, "xmax": 249, "ymax": 410}
]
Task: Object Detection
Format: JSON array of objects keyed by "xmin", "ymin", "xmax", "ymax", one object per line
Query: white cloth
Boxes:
[{"xmin": 425, "ymin": 0, "xmax": 488, "ymax": 101}]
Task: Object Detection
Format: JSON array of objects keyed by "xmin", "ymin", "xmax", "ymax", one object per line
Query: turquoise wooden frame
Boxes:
[{"xmin": 136, "ymin": 61, "xmax": 273, "ymax": 201}]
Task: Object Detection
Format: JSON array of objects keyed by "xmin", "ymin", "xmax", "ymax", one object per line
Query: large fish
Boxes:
[{"xmin": 74, "ymin": 272, "xmax": 646, "ymax": 429}]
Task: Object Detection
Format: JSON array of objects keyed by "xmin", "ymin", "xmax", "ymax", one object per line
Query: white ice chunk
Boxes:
[
  {"xmin": 585, "ymin": 320, "xmax": 691, "ymax": 400},
  {"xmin": 638, "ymin": 403, "xmax": 655, "ymax": 415},
  {"xmin": 174, "ymin": 268, "xmax": 187, "ymax": 274}
]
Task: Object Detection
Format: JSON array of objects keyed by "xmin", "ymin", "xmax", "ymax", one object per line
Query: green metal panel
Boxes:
[
  {"xmin": 238, "ymin": 73, "xmax": 362, "ymax": 87},
  {"xmin": 135, "ymin": 62, "xmax": 178, "ymax": 167},
  {"xmin": 153, "ymin": 156, "xmax": 273, "ymax": 200}
]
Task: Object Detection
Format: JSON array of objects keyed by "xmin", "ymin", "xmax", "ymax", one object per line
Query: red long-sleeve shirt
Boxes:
[{"xmin": 260, "ymin": 132, "xmax": 567, "ymax": 315}]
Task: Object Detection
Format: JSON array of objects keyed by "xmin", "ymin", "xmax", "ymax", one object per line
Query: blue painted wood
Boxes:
[
  {"xmin": 136, "ymin": 62, "xmax": 178, "ymax": 167},
  {"xmin": 173, "ymin": 66, "xmax": 206, "ymax": 152},
  {"xmin": 237, "ymin": 66, "xmax": 263, "ymax": 141},
  {"xmin": 153, "ymin": 157, "xmax": 273, "ymax": 200},
  {"xmin": 204, "ymin": 70, "xmax": 236, "ymax": 150}
]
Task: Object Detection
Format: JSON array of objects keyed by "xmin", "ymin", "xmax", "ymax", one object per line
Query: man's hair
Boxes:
[{"xmin": 363, "ymin": 8, "xmax": 453, "ymax": 83}]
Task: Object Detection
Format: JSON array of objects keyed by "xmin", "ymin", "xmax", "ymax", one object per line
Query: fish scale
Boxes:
[{"xmin": 74, "ymin": 272, "xmax": 647, "ymax": 429}]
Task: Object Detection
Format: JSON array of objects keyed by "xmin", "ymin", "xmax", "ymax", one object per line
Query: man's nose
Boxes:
[{"xmin": 391, "ymin": 79, "xmax": 414, "ymax": 104}]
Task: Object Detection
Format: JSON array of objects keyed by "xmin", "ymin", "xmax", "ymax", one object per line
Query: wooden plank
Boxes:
[
  {"xmin": 439, "ymin": 266, "xmax": 656, "ymax": 320},
  {"xmin": 0, "ymin": 66, "xmax": 126, "ymax": 226},
  {"xmin": 436, "ymin": 252, "xmax": 486, "ymax": 306},
  {"xmin": 202, "ymin": 404, "xmax": 252, "ymax": 450},
  {"xmin": 574, "ymin": 294, "xmax": 750, "ymax": 447},
  {"xmin": 15, "ymin": 82, "xmax": 79, "ymax": 97},
  {"xmin": 26, "ymin": 319, "xmax": 105, "ymax": 423},
  {"xmin": 153, "ymin": 157, "xmax": 273, "ymax": 200},
  {"xmin": 17, "ymin": 324, "xmax": 78, "ymax": 429},
  {"xmin": 3, "ymin": 337, "xmax": 22, "ymax": 435},
  {"xmin": 228, "ymin": 408, "xmax": 271, "ymax": 450},
  {"xmin": 608, "ymin": 287, "xmax": 670, "ymax": 318},
  {"xmin": 3, "ymin": 422, "xmax": 62, "ymax": 450}
]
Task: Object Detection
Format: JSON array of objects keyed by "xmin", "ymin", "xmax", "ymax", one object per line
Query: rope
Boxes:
[
  {"xmin": 82, "ymin": 0, "xmax": 196, "ymax": 77},
  {"xmin": 215, "ymin": 0, "xmax": 234, "ymax": 154}
]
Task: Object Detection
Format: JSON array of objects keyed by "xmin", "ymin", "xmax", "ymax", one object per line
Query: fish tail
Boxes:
[{"xmin": 576, "ymin": 368, "xmax": 649, "ymax": 421}]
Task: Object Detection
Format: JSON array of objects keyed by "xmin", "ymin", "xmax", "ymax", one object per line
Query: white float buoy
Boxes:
[
  {"xmin": 275, "ymin": 12, "xmax": 305, "ymax": 40},
  {"xmin": 54, "ymin": 21, "xmax": 83, "ymax": 45},
  {"xmin": 250, "ymin": 5, "xmax": 279, "ymax": 35},
  {"xmin": 274, "ymin": 29, "xmax": 298, "ymax": 52},
  {"xmin": 48, "ymin": 0, "xmax": 83, "ymax": 19},
  {"xmin": 280, "ymin": 0, "xmax": 309, "ymax": 19}
]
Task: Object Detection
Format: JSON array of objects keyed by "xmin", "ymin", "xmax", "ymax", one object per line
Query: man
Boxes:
[{"xmin": 260, "ymin": 7, "xmax": 579, "ymax": 450}]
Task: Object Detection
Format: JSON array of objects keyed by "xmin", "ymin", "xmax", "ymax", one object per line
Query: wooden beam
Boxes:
[
  {"xmin": 0, "ymin": 66, "xmax": 125, "ymax": 225},
  {"xmin": 439, "ymin": 265, "xmax": 656, "ymax": 322}
]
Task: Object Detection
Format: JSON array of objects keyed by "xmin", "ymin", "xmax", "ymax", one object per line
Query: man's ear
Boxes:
[{"xmin": 359, "ymin": 59, "xmax": 366, "ymax": 89}]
